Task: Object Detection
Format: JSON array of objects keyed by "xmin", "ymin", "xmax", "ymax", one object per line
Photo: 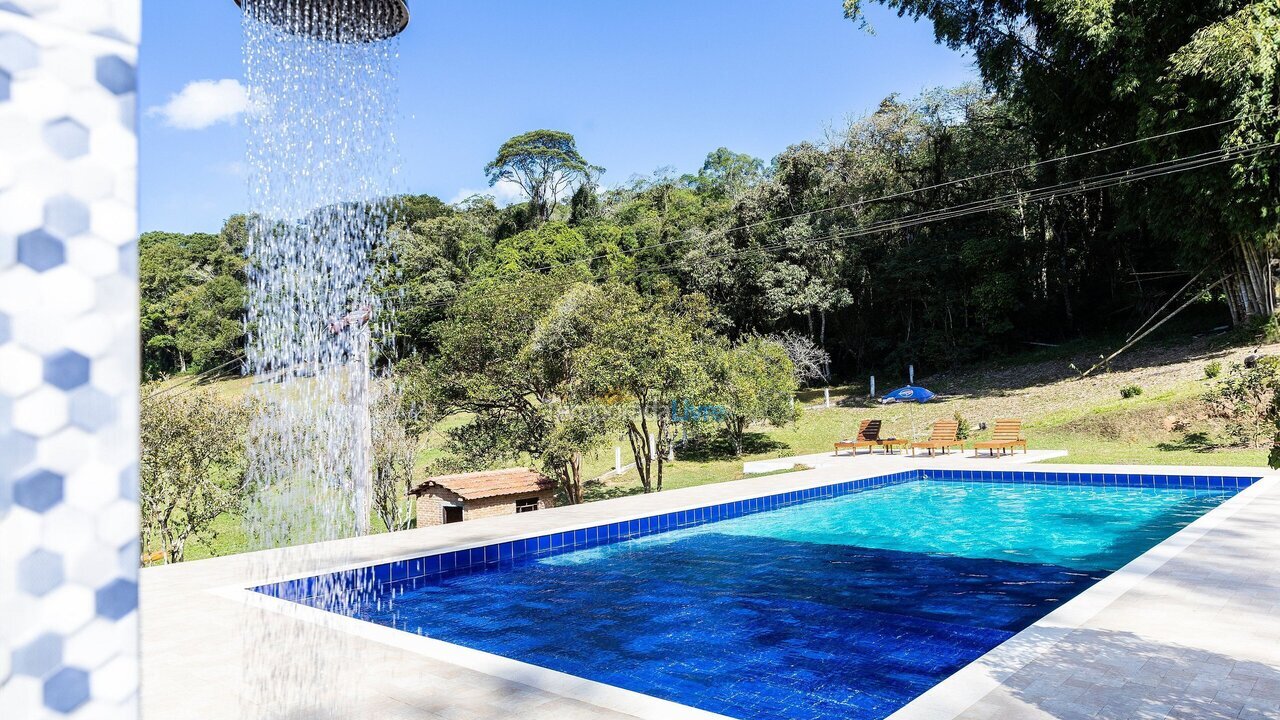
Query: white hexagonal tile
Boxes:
[
  {"xmin": 12, "ymin": 386, "xmax": 69, "ymax": 435},
  {"xmin": 89, "ymin": 655, "xmax": 135, "ymax": 703},
  {"xmin": 0, "ymin": 506, "xmax": 41, "ymax": 559},
  {"xmin": 35, "ymin": 425, "xmax": 95, "ymax": 475},
  {"xmin": 0, "ymin": 344, "xmax": 42, "ymax": 395},
  {"xmin": 62, "ymin": 314, "xmax": 117, "ymax": 357},
  {"xmin": 62, "ymin": 618, "xmax": 116, "ymax": 669},
  {"xmin": 0, "ymin": 263, "xmax": 42, "ymax": 314},
  {"xmin": 66, "ymin": 163, "xmax": 115, "ymax": 203},
  {"xmin": 89, "ymin": 199, "xmax": 133, "ymax": 244},
  {"xmin": 39, "ymin": 583, "xmax": 95, "ymax": 635},
  {"xmin": 66, "ymin": 544, "xmax": 122, "ymax": 590},
  {"xmin": 65, "ymin": 236, "xmax": 121, "ymax": 279},
  {"xmin": 41, "ymin": 502, "xmax": 95, "ymax": 554},
  {"xmin": 38, "ymin": 264, "xmax": 97, "ymax": 317},
  {"xmin": 96, "ymin": 500, "xmax": 138, "ymax": 546},
  {"xmin": 0, "ymin": 591, "xmax": 41, "ymax": 648},
  {"xmin": 0, "ymin": 676, "xmax": 41, "ymax": 717}
]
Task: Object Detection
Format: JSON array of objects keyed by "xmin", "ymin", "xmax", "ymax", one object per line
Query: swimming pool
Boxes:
[{"xmin": 258, "ymin": 470, "xmax": 1257, "ymax": 720}]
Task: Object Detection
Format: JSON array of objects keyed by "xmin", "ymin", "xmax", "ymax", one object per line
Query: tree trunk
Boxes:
[
  {"xmin": 819, "ymin": 311, "xmax": 829, "ymax": 381},
  {"xmin": 626, "ymin": 410, "xmax": 654, "ymax": 493},
  {"xmin": 725, "ymin": 416, "xmax": 746, "ymax": 457},
  {"xmin": 569, "ymin": 451, "xmax": 582, "ymax": 505},
  {"xmin": 1224, "ymin": 237, "xmax": 1276, "ymax": 324},
  {"xmin": 655, "ymin": 413, "xmax": 671, "ymax": 492}
]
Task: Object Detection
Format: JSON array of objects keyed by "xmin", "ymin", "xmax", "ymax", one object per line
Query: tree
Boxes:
[
  {"xmin": 384, "ymin": 200, "xmax": 496, "ymax": 354},
  {"xmin": 1165, "ymin": 3, "xmax": 1280, "ymax": 321},
  {"xmin": 423, "ymin": 273, "xmax": 615, "ymax": 504},
  {"xmin": 768, "ymin": 331, "xmax": 832, "ymax": 385},
  {"xmin": 485, "ymin": 130, "xmax": 603, "ymax": 224},
  {"xmin": 687, "ymin": 147, "xmax": 766, "ymax": 199},
  {"xmin": 140, "ymin": 387, "xmax": 249, "ymax": 563},
  {"xmin": 139, "ymin": 216, "xmax": 247, "ymax": 377},
  {"xmin": 369, "ymin": 376, "xmax": 426, "ymax": 532},
  {"xmin": 842, "ymin": 0, "xmax": 1280, "ymax": 325},
  {"xmin": 575, "ymin": 283, "xmax": 716, "ymax": 492},
  {"xmin": 712, "ymin": 336, "xmax": 800, "ymax": 456}
]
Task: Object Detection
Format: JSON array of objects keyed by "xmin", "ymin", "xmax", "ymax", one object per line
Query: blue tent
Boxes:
[{"xmin": 879, "ymin": 385, "xmax": 936, "ymax": 404}]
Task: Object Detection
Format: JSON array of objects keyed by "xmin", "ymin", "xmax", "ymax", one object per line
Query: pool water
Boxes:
[{"xmin": 350, "ymin": 481, "xmax": 1233, "ymax": 720}]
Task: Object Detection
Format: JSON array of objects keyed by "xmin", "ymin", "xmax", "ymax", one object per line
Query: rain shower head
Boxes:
[{"xmin": 234, "ymin": 0, "xmax": 410, "ymax": 43}]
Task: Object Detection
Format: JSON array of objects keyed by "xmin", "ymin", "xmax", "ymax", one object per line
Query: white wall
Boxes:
[{"xmin": 0, "ymin": 1, "xmax": 140, "ymax": 718}]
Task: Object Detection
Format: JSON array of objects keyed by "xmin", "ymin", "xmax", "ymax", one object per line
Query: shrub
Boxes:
[
  {"xmin": 1204, "ymin": 361, "xmax": 1222, "ymax": 379},
  {"xmin": 1120, "ymin": 385, "xmax": 1143, "ymax": 399},
  {"xmin": 1203, "ymin": 357, "xmax": 1280, "ymax": 448},
  {"xmin": 953, "ymin": 411, "xmax": 972, "ymax": 440}
]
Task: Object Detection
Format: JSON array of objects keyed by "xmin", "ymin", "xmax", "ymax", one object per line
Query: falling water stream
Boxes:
[{"xmin": 239, "ymin": 1, "xmax": 400, "ymax": 715}]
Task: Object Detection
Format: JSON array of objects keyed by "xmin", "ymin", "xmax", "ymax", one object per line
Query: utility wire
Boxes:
[
  {"xmin": 383, "ymin": 104, "xmax": 1277, "ymax": 301},
  {"xmin": 143, "ymin": 352, "xmax": 246, "ymax": 401},
  {"xmin": 391, "ymin": 140, "xmax": 1279, "ymax": 314},
  {"xmin": 156, "ymin": 136, "xmax": 1273, "ymax": 400}
]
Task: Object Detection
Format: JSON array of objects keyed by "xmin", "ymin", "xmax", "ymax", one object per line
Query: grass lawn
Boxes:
[{"xmin": 156, "ymin": 335, "xmax": 1273, "ymax": 562}]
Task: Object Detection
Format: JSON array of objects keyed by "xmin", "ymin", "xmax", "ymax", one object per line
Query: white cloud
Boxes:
[
  {"xmin": 149, "ymin": 79, "xmax": 252, "ymax": 130},
  {"xmin": 450, "ymin": 179, "xmax": 528, "ymax": 207}
]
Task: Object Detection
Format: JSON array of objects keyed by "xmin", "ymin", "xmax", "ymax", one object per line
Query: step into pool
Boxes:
[{"xmin": 257, "ymin": 470, "xmax": 1258, "ymax": 720}]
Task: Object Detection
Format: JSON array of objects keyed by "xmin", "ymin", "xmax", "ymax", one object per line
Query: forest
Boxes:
[
  {"xmin": 138, "ymin": 0, "xmax": 1280, "ymax": 552},
  {"xmin": 142, "ymin": 0, "xmax": 1280, "ymax": 377}
]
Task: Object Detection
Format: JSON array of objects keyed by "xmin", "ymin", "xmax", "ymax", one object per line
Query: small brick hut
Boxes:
[{"xmin": 408, "ymin": 468, "xmax": 556, "ymax": 527}]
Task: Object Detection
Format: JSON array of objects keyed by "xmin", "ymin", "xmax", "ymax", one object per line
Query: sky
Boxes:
[{"xmin": 139, "ymin": 1, "xmax": 976, "ymax": 234}]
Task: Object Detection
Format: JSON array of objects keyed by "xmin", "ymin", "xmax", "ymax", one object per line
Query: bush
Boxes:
[
  {"xmin": 1120, "ymin": 385, "xmax": 1143, "ymax": 399},
  {"xmin": 1204, "ymin": 361, "xmax": 1222, "ymax": 379},
  {"xmin": 953, "ymin": 411, "xmax": 971, "ymax": 440},
  {"xmin": 1203, "ymin": 357, "xmax": 1280, "ymax": 448}
]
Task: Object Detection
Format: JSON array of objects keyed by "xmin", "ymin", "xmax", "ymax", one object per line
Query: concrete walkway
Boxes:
[{"xmin": 139, "ymin": 454, "xmax": 1277, "ymax": 719}]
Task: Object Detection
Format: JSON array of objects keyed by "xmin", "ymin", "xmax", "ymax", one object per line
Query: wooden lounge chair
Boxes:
[
  {"xmin": 910, "ymin": 420, "xmax": 964, "ymax": 456},
  {"xmin": 973, "ymin": 418, "xmax": 1028, "ymax": 457},
  {"xmin": 835, "ymin": 419, "xmax": 883, "ymax": 456}
]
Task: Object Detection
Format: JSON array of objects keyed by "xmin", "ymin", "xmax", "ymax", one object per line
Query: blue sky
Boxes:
[{"xmin": 139, "ymin": 1, "xmax": 975, "ymax": 233}]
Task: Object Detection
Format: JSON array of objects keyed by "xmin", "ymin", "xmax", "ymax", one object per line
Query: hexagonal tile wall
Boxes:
[{"xmin": 0, "ymin": 6, "xmax": 140, "ymax": 720}]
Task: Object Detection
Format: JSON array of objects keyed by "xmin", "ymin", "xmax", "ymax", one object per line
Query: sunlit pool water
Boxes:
[{"xmin": 314, "ymin": 477, "xmax": 1241, "ymax": 720}]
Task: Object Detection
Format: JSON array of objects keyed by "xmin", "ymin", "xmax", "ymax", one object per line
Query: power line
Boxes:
[
  {"xmin": 391, "ymin": 140, "xmax": 1278, "ymax": 314},
  {"xmin": 382, "ymin": 104, "xmax": 1276, "ymax": 301},
  {"xmin": 143, "ymin": 352, "xmax": 246, "ymax": 401}
]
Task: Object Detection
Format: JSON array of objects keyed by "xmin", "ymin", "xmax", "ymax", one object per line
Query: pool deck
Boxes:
[{"xmin": 140, "ymin": 452, "xmax": 1279, "ymax": 720}]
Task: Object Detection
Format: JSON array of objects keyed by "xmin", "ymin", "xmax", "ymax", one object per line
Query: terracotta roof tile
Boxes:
[{"xmin": 409, "ymin": 468, "xmax": 552, "ymax": 501}]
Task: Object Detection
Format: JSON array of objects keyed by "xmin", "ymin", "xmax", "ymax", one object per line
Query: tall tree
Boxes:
[
  {"xmin": 687, "ymin": 147, "xmax": 767, "ymax": 200},
  {"xmin": 485, "ymin": 129, "xmax": 603, "ymax": 224}
]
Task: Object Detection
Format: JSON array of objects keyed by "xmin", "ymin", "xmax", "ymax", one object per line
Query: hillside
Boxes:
[{"xmin": 151, "ymin": 333, "xmax": 1271, "ymax": 561}]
